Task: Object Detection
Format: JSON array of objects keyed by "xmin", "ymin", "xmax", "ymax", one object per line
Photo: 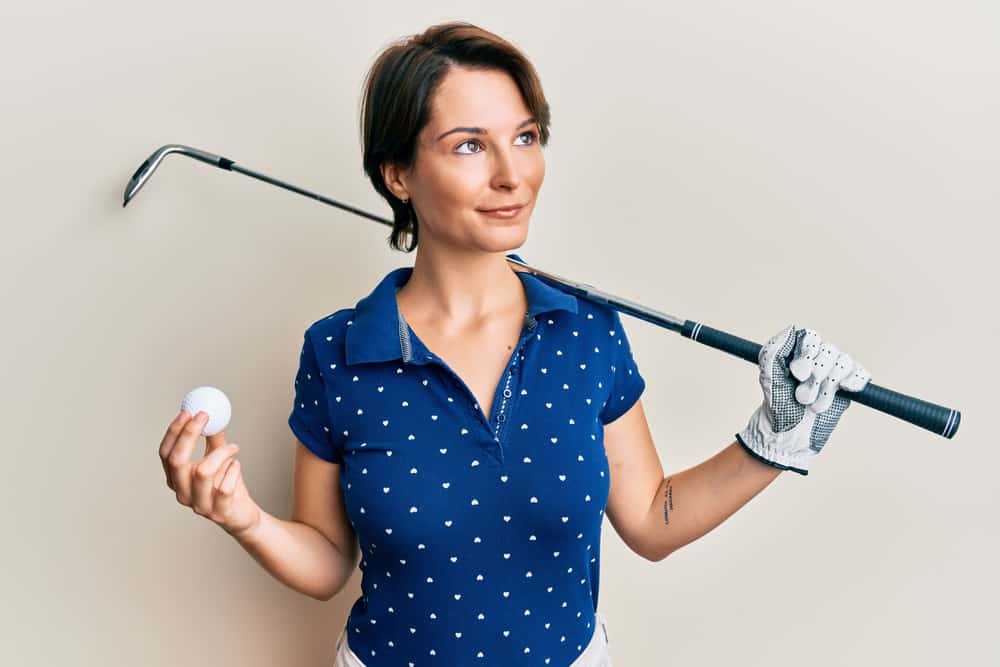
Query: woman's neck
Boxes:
[{"xmin": 395, "ymin": 249, "xmax": 527, "ymax": 330}]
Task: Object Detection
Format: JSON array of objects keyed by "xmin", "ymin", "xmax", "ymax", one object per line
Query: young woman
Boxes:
[{"xmin": 159, "ymin": 21, "xmax": 872, "ymax": 667}]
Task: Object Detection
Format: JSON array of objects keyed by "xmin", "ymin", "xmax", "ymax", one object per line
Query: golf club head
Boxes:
[{"xmin": 122, "ymin": 144, "xmax": 226, "ymax": 207}]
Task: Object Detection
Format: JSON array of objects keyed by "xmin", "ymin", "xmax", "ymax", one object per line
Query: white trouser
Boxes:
[{"xmin": 334, "ymin": 611, "xmax": 613, "ymax": 666}]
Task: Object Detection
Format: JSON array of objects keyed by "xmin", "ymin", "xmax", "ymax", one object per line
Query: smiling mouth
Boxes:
[{"xmin": 479, "ymin": 203, "xmax": 526, "ymax": 213}]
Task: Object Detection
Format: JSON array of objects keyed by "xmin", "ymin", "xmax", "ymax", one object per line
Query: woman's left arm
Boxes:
[
  {"xmin": 603, "ymin": 401, "xmax": 781, "ymax": 563},
  {"xmin": 605, "ymin": 324, "xmax": 871, "ymax": 562}
]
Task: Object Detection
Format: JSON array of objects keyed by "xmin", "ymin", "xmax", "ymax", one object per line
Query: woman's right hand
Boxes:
[{"xmin": 159, "ymin": 409, "xmax": 262, "ymax": 539}]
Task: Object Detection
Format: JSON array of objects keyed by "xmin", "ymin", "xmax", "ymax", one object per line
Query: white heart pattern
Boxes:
[{"xmin": 294, "ymin": 302, "xmax": 634, "ymax": 656}]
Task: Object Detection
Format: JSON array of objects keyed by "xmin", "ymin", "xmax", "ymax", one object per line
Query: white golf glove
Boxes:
[{"xmin": 736, "ymin": 324, "xmax": 872, "ymax": 475}]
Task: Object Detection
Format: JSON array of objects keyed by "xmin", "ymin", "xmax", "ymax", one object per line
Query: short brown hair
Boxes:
[{"xmin": 360, "ymin": 21, "xmax": 551, "ymax": 252}]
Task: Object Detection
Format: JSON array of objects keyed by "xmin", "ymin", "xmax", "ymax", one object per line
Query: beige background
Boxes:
[{"xmin": 2, "ymin": 0, "xmax": 996, "ymax": 664}]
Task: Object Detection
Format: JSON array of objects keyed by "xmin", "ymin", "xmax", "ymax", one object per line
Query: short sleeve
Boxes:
[
  {"xmin": 287, "ymin": 328, "xmax": 342, "ymax": 464},
  {"xmin": 599, "ymin": 308, "xmax": 646, "ymax": 425}
]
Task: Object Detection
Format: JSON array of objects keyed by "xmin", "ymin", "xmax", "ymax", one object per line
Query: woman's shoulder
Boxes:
[
  {"xmin": 303, "ymin": 307, "xmax": 356, "ymax": 336},
  {"xmin": 300, "ymin": 307, "xmax": 357, "ymax": 361},
  {"xmin": 545, "ymin": 296, "xmax": 617, "ymax": 333}
]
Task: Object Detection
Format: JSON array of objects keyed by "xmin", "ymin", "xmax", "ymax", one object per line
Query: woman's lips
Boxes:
[{"xmin": 478, "ymin": 205, "xmax": 525, "ymax": 218}]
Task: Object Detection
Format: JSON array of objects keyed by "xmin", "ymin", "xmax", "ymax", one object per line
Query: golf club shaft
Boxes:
[{"xmin": 124, "ymin": 144, "xmax": 961, "ymax": 439}]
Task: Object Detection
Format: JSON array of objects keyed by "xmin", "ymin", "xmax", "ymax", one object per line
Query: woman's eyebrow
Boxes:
[{"xmin": 436, "ymin": 117, "xmax": 536, "ymax": 141}]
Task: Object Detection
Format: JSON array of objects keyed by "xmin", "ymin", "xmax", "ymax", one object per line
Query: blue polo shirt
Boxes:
[{"xmin": 288, "ymin": 253, "xmax": 645, "ymax": 666}]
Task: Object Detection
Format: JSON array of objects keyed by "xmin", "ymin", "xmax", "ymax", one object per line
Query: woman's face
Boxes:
[{"xmin": 382, "ymin": 66, "xmax": 545, "ymax": 254}]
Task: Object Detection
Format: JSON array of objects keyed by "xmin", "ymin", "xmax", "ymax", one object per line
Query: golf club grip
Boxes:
[{"xmin": 680, "ymin": 320, "xmax": 961, "ymax": 439}]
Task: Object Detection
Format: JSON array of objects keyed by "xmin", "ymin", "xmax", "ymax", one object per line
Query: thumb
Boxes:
[{"xmin": 205, "ymin": 428, "xmax": 228, "ymax": 452}]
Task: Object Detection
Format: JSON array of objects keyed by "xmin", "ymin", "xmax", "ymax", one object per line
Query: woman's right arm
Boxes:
[
  {"xmin": 231, "ymin": 439, "xmax": 359, "ymax": 602},
  {"xmin": 160, "ymin": 410, "xmax": 358, "ymax": 602}
]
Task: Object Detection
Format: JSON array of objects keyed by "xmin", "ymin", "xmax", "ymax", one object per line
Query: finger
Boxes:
[
  {"xmin": 214, "ymin": 459, "xmax": 241, "ymax": 522},
  {"xmin": 760, "ymin": 324, "xmax": 796, "ymax": 369},
  {"xmin": 167, "ymin": 411, "xmax": 211, "ymax": 502},
  {"xmin": 810, "ymin": 351, "xmax": 856, "ymax": 413},
  {"xmin": 758, "ymin": 325, "xmax": 797, "ymax": 407},
  {"xmin": 160, "ymin": 408, "xmax": 194, "ymax": 491},
  {"xmin": 219, "ymin": 458, "xmax": 240, "ymax": 496},
  {"xmin": 205, "ymin": 428, "xmax": 229, "ymax": 454},
  {"xmin": 795, "ymin": 340, "xmax": 840, "ymax": 404},
  {"xmin": 810, "ymin": 341, "xmax": 841, "ymax": 384},
  {"xmin": 795, "ymin": 375, "xmax": 822, "ymax": 405},
  {"xmin": 191, "ymin": 443, "xmax": 240, "ymax": 515},
  {"xmin": 159, "ymin": 409, "xmax": 187, "ymax": 457},
  {"xmin": 212, "ymin": 457, "xmax": 238, "ymax": 514},
  {"xmin": 789, "ymin": 329, "xmax": 822, "ymax": 382},
  {"xmin": 840, "ymin": 362, "xmax": 872, "ymax": 392},
  {"xmin": 160, "ymin": 409, "xmax": 193, "ymax": 490},
  {"xmin": 214, "ymin": 454, "xmax": 236, "ymax": 488}
]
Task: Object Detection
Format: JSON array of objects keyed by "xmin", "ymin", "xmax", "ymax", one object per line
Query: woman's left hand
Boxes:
[{"xmin": 736, "ymin": 324, "xmax": 872, "ymax": 476}]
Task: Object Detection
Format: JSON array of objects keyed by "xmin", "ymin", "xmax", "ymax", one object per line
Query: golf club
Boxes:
[{"xmin": 123, "ymin": 143, "xmax": 961, "ymax": 439}]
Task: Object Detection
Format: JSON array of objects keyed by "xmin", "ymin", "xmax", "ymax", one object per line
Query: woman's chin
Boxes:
[{"xmin": 478, "ymin": 222, "xmax": 529, "ymax": 252}]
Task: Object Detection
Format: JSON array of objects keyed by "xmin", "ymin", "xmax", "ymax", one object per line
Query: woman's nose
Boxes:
[{"xmin": 489, "ymin": 149, "xmax": 521, "ymax": 190}]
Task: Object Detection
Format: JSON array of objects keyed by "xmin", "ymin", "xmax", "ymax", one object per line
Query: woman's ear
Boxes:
[{"xmin": 380, "ymin": 161, "xmax": 409, "ymax": 202}]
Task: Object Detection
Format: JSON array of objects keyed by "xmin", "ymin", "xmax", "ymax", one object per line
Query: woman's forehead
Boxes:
[{"xmin": 429, "ymin": 68, "xmax": 530, "ymax": 129}]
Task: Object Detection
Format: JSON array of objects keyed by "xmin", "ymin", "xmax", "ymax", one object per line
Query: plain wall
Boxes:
[{"xmin": 2, "ymin": 0, "xmax": 996, "ymax": 664}]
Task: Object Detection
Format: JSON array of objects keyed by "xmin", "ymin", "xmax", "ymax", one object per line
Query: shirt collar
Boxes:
[{"xmin": 344, "ymin": 253, "xmax": 578, "ymax": 366}]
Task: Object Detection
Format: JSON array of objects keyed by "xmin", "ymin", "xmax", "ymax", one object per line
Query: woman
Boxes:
[{"xmin": 158, "ymin": 21, "xmax": 872, "ymax": 667}]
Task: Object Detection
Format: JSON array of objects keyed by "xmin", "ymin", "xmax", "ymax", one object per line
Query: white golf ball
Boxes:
[{"xmin": 180, "ymin": 386, "xmax": 232, "ymax": 437}]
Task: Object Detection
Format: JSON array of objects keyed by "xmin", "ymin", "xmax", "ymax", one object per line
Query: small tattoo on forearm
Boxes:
[{"xmin": 663, "ymin": 477, "xmax": 674, "ymax": 525}]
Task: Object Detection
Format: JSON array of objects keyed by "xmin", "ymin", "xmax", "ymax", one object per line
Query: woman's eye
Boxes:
[
  {"xmin": 456, "ymin": 139, "xmax": 482, "ymax": 154},
  {"xmin": 516, "ymin": 130, "xmax": 538, "ymax": 145},
  {"xmin": 455, "ymin": 131, "xmax": 538, "ymax": 155}
]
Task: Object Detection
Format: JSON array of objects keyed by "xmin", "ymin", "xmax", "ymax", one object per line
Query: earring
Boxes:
[{"xmin": 401, "ymin": 196, "xmax": 409, "ymax": 204}]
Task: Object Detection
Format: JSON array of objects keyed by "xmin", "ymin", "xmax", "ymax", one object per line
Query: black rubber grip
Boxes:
[{"xmin": 681, "ymin": 320, "xmax": 960, "ymax": 439}]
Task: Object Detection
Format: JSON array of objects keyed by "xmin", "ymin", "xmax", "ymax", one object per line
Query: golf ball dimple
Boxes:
[{"xmin": 180, "ymin": 386, "xmax": 231, "ymax": 437}]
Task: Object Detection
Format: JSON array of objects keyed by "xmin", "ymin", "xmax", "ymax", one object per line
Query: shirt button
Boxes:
[
  {"xmin": 502, "ymin": 389, "xmax": 512, "ymax": 398},
  {"xmin": 497, "ymin": 414, "xmax": 506, "ymax": 422}
]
